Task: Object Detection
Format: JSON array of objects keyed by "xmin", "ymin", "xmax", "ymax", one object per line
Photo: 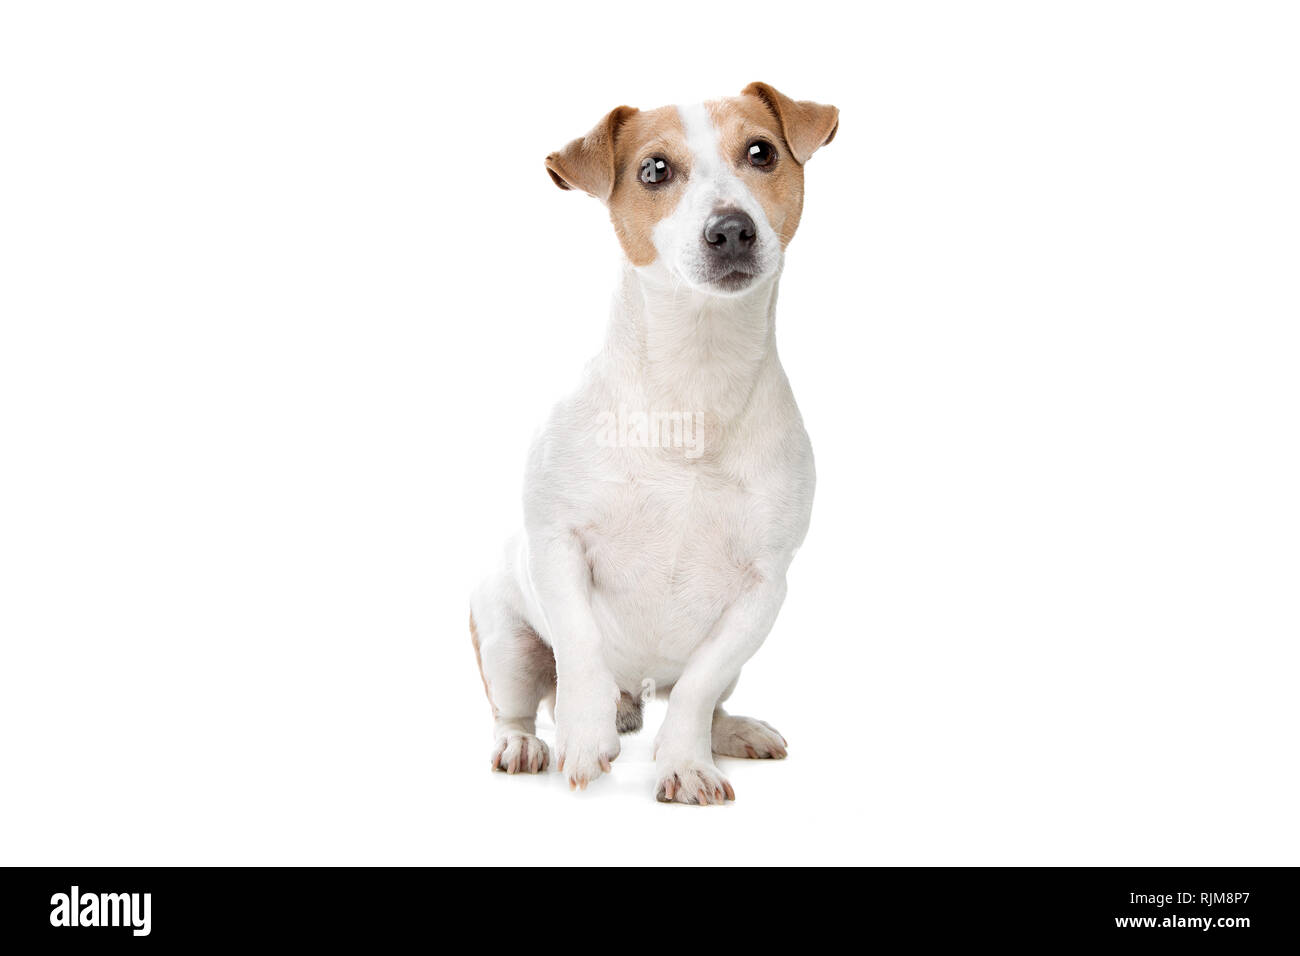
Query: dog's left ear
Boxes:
[
  {"xmin": 742, "ymin": 82, "xmax": 839, "ymax": 165},
  {"xmin": 545, "ymin": 105, "xmax": 639, "ymax": 202}
]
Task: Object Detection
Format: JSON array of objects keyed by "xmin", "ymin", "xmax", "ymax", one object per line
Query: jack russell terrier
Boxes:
[{"xmin": 470, "ymin": 82, "xmax": 838, "ymax": 804}]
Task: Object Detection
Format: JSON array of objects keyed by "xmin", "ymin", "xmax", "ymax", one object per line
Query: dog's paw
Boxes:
[
  {"xmin": 711, "ymin": 713, "xmax": 787, "ymax": 759},
  {"xmin": 655, "ymin": 758, "xmax": 735, "ymax": 805},
  {"xmin": 555, "ymin": 722, "xmax": 620, "ymax": 790},
  {"xmin": 490, "ymin": 733, "xmax": 550, "ymax": 774}
]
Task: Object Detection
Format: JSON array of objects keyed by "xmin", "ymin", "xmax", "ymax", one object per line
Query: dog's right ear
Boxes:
[{"xmin": 545, "ymin": 105, "xmax": 639, "ymax": 203}]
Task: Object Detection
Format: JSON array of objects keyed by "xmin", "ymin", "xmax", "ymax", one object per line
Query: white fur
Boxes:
[{"xmin": 471, "ymin": 101, "xmax": 815, "ymax": 804}]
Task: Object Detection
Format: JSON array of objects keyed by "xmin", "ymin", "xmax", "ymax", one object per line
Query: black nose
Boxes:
[{"xmin": 702, "ymin": 209, "xmax": 756, "ymax": 259}]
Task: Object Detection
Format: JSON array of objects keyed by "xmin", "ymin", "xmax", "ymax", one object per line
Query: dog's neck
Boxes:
[{"xmin": 602, "ymin": 261, "xmax": 781, "ymax": 424}]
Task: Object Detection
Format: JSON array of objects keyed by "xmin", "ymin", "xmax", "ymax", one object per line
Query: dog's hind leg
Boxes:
[
  {"xmin": 616, "ymin": 691, "xmax": 643, "ymax": 734},
  {"xmin": 470, "ymin": 565, "xmax": 556, "ymax": 774},
  {"xmin": 711, "ymin": 711, "xmax": 787, "ymax": 759},
  {"xmin": 710, "ymin": 676, "xmax": 787, "ymax": 759}
]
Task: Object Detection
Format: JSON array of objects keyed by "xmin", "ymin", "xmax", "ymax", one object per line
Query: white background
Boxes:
[{"xmin": 2, "ymin": 2, "xmax": 1297, "ymax": 866}]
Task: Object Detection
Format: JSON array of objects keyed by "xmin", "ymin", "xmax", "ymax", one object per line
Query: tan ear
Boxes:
[
  {"xmin": 742, "ymin": 82, "xmax": 838, "ymax": 165},
  {"xmin": 544, "ymin": 105, "xmax": 639, "ymax": 202}
]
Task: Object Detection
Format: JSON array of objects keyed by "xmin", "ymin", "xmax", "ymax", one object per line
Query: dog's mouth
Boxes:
[{"xmin": 704, "ymin": 267, "xmax": 759, "ymax": 292}]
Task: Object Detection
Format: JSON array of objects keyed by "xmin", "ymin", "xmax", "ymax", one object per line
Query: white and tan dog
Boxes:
[{"xmin": 470, "ymin": 83, "xmax": 838, "ymax": 804}]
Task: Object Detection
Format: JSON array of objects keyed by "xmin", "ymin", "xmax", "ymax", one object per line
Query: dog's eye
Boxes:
[
  {"xmin": 639, "ymin": 156, "xmax": 671, "ymax": 186},
  {"xmin": 747, "ymin": 140, "xmax": 776, "ymax": 168}
]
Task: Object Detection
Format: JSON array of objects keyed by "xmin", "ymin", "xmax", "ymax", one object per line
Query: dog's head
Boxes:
[{"xmin": 545, "ymin": 83, "xmax": 838, "ymax": 296}]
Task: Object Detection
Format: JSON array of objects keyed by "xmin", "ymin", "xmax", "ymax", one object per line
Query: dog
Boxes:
[{"xmin": 470, "ymin": 82, "xmax": 838, "ymax": 804}]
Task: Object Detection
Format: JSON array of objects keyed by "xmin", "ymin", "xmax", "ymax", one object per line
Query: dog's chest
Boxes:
[{"xmin": 576, "ymin": 461, "xmax": 769, "ymax": 661}]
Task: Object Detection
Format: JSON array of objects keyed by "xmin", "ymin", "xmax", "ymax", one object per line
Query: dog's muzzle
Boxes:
[{"xmin": 700, "ymin": 208, "xmax": 761, "ymax": 291}]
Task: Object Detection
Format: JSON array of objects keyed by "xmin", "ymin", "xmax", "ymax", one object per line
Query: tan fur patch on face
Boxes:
[
  {"xmin": 606, "ymin": 106, "xmax": 690, "ymax": 266},
  {"xmin": 706, "ymin": 97, "xmax": 806, "ymax": 248}
]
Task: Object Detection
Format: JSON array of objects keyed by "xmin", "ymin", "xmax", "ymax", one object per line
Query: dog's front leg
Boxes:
[
  {"xmin": 654, "ymin": 573, "xmax": 788, "ymax": 805},
  {"xmin": 527, "ymin": 532, "xmax": 620, "ymax": 790}
]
